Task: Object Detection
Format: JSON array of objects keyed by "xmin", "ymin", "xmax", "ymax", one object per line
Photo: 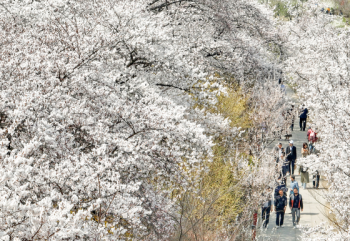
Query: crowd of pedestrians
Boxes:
[
  {"xmin": 262, "ymin": 174, "xmax": 305, "ymax": 229},
  {"xmin": 260, "ymin": 94, "xmax": 321, "ymax": 230},
  {"xmin": 320, "ymin": 7, "xmax": 343, "ymax": 16}
]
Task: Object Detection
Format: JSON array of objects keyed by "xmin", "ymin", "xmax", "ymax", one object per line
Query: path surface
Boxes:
[{"xmin": 258, "ymin": 86, "xmax": 328, "ymax": 240}]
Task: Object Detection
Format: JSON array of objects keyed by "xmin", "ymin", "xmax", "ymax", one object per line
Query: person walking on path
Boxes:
[
  {"xmin": 290, "ymin": 175, "xmax": 299, "ymax": 196},
  {"xmin": 274, "ymin": 189, "xmax": 287, "ymax": 228},
  {"xmin": 307, "ymin": 127, "xmax": 312, "ymax": 140},
  {"xmin": 261, "ymin": 190, "xmax": 272, "ymax": 228},
  {"xmin": 274, "ymin": 177, "xmax": 287, "ymax": 200},
  {"xmin": 313, "ymin": 170, "xmax": 320, "ymax": 189},
  {"xmin": 289, "ymin": 188, "xmax": 303, "ymax": 228},
  {"xmin": 274, "ymin": 143, "xmax": 283, "ymax": 164},
  {"xmin": 286, "ymin": 140, "xmax": 297, "ymax": 175},
  {"xmin": 307, "ymin": 127, "xmax": 318, "ymax": 153},
  {"xmin": 299, "ymin": 107, "xmax": 308, "ymax": 131},
  {"xmin": 299, "ymin": 143, "xmax": 310, "ymax": 189},
  {"xmin": 301, "ymin": 142, "xmax": 309, "ymax": 158},
  {"xmin": 288, "ymin": 105, "xmax": 295, "ymax": 131},
  {"xmin": 281, "ymin": 148, "xmax": 289, "ymax": 177},
  {"xmin": 299, "ymin": 165, "xmax": 309, "ymax": 189}
]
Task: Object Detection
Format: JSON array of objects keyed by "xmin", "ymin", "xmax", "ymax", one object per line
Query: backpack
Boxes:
[{"xmin": 301, "ymin": 165, "xmax": 308, "ymax": 173}]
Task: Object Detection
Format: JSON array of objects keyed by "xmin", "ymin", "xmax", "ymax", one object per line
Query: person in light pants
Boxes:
[{"xmin": 289, "ymin": 188, "xmax": 303, "ymax": 228}]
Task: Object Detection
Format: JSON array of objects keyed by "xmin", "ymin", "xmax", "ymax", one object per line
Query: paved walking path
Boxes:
[{"xmin": 258, "ymin": 86, "xmax": 328, "ymax": 240}]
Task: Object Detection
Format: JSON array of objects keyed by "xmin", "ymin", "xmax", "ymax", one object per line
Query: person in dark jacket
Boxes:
[
  {"xmin": 274, "ymin": 178, "xmax": 287, "ymax": 200},
  {"xmin": 261, "ymin": 191, "xmax": 272, "ymax": 228},
  {"xmin": 299, "ymin": 107, "xmax": 308, "ymax": 131},
  {"xmin": 289, "ymin": 188, "xmax": 303, "ymax": 228},
  {"xmin": 286, "ymin": 140, "xmax": 297, "ymax": 175},
  {"xmin": 313, "ymin": 170, "xmax": 320, "ymax": 189},
  {"xmin": 288, "ymin": 105, "xmax": 295, "ymax": 131},
  {"xmin": 274, "ymin": 189, "xmax": 287, "ymax": 228}
]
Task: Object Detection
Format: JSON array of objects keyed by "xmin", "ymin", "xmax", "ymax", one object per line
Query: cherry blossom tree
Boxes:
[
  {"xmin": 275, "ymin": 0, "xmax": 350, "ymax": 239},
  {"xmin": 0, "ymin": 0, "xmax": 285, "ymax": 239}
]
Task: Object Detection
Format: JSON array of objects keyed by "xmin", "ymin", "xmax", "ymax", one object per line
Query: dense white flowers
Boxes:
[
  {"xmin": 0, "ymin": 0, "xmax": 285, "ymax": 239},
  {"xmin": 279, "ymin": 0, "xmax": 350, "ymax": 239}
]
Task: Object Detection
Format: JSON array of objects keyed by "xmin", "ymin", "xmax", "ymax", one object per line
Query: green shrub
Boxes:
[{"xmin": 272, "ymin": 0, "xmax": 291, "ymax": 19}]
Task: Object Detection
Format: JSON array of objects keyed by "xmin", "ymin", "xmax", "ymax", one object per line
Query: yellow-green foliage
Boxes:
[
  {"xmin": 204, "ymin": 142, "xmax": 244, "ymax": 224},
  {"xmin": 173, "ymin": 84, "xmax": 254, "ymax": 239},
  {"xmin": 216, "ymin": 87, "xmax": 252, "ymax": 129},
  {"xmin": 192, "ymin": 77, "xmax": 253, "ymax": 129},
  {"xmin": 174, "ymin": 147, "xmax": 245, "ymax": 239}
]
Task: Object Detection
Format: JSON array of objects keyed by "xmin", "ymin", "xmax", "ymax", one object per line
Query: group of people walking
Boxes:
[
  {"xmin": 267, "ymin": 141, "xmax": 304, "ymax": 229},
  {"xmin": 261, "ymin": 175, "xmax": 304, "ymax": 229},
  {"xmin": 273, "ymin": 175, "xmax": 303, "ymax": 229},
  {"xmin": 260, "ymin": 103, "xmax": 321, "ymax": 230},
  {"xmin": 275, "ymin": 140, "xmax": 297, "ymax": 177}
]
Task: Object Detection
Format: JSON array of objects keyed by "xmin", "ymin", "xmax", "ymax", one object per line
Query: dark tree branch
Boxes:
[{"xmin": 155, "ymin": 83, "xmax": 191, "ymax": 92}]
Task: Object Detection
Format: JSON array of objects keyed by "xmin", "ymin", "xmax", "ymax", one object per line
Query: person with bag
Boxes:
[
  {"xmin": 299, "ymin": 165, "xmax": 309, "ymax": 189},
  {"xmin": 307, "ymin": 127, "xmax": 317, "ymax": 142}
]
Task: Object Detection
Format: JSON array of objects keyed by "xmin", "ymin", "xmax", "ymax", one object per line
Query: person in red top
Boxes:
[
  {"xmin": 307, "ymin": 127, "xmax": 318, "ymax": 153},
  {"xmin": 307, "ymin": 127, "xmax": 312, "ymax": 142},
  {"xmin": 307, "ymin": 127, "xmax": 318, "ymax": 143},
  {"xmin": 310, "ymin": 129, "xmax": 318, "ymax": 143}
]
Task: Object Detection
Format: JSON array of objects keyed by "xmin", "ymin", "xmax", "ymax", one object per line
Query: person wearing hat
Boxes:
[{"xmin": 286, "ymin": 140, "xmax": 297, "ymax": 175}]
